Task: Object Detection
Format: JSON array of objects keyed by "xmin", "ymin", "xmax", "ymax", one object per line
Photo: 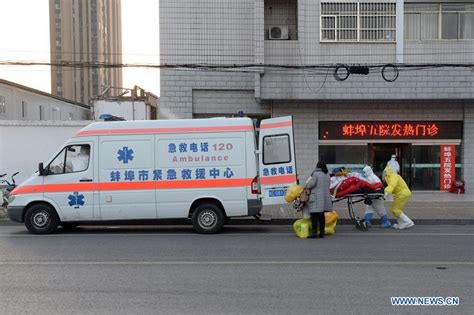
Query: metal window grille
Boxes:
[
  {"xmin": 321, "ymin": 2, "xmax": 396, "ymax": 42},
  {"xmin": 359, "ymin": 3, "xmax": 396, "ymax": 41}
]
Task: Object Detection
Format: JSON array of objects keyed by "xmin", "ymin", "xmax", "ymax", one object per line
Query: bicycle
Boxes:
[{"xmin": 1, "ymin": 172, "xmax": 19, "ymax": 208}]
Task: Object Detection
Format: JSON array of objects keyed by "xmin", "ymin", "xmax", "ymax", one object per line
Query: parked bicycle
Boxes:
[{"xmin": 1, "ymin": 172, "xmax": 19, "ymax": 208}]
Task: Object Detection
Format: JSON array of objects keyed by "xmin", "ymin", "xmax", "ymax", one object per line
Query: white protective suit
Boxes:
[
  {"xmin": 362, "ymin": 165, "xmax": 391, "ymax": 228},
  {"xmin": 66, "ymin": 147, "xmax": 90, "ymax": 172},
  {"xmin": 386, "ymin": 155, "xmax": 400, "ymax": 174}
]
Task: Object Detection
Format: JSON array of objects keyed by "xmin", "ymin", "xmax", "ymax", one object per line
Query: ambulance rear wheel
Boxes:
[
  {"xmin": 192, "ymin": 203, "xmax": 224, "ymax": 234},
  {"xmin": 24, "ymin": 204, "xmax": 59, "ymax": 234}
]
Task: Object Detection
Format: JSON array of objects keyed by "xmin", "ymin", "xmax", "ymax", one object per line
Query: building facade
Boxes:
[
  {"xmin": 160, "ymin": 0, "xmax": 474, "ymax": 193},
  {"xmin": 93, "ymin": 85, "xmax": 159, "ymax": 120},
  {"xmin": 0, "ymin": 79, "xmax": 90, "ymax": 121},
  {"xmin": 49, "ymin": 0, "xmax": 123, "ymax": 105}
]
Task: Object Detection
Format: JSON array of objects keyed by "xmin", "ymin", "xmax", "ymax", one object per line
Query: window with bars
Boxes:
[
  {"xmin": 39, "ymin": 105, "xmax": 45, "ymax": 120},
  {"xmin": 22, "ymin": 101, "xmax": 28, "ymax": 118},
  {"xmin": 52, "ymin": 107, "xmax": 60, "ymax": 121},
  {"xmin": 321, "ymin": 2, "xmax": 396, "ymax": 42},
  {"xmin": 0, "ymin": 95, "xmax": 6, "ymax": 115},
  {"xmin": 405, "ymin": 3, "xmax": 474, "ymax": 40}
]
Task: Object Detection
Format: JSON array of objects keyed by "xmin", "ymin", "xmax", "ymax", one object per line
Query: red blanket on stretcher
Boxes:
[{"xmin": 330, "ymin": 177, "xmax": 383, "ymax": 198}]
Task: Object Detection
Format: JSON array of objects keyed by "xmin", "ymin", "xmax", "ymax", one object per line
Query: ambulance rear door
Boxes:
[{"xmin": 258, "ymin": 116, "xmax": 297, "ymax": 205}]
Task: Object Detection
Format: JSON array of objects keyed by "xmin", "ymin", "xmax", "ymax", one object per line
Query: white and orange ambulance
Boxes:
[{"xmin": 8, "ymin": 116, "xmax": 297, "ymax": 234}]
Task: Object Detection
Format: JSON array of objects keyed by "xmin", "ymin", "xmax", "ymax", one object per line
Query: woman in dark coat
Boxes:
[{"xmin": 305, "ymin": 161, "xmax": 332, "ymax": 238}]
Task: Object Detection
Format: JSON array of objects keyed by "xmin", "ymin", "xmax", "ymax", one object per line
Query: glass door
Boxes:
[
  {"xmin": 411, "ymin": 145, "xmax": 436, "ymax": 190},
  {"xmin": 411, "ymin": 145, "xmax": 462, "ymax": 191},
  {"xmin": 400, "ymin": 144, "xmax": 412, "ymax": 188},
  {"xmin": 370, "ymin": 143, "xmax": 399, "ymax": 181},
  {"xmin": 369, "ymin": 143, "xmax": 411, "ymax": 188}
]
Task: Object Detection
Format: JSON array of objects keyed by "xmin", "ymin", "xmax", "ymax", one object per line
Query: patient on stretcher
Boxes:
[{"xmin": 330, "ymin": 167, "xmax": 383, "ymax": 198}]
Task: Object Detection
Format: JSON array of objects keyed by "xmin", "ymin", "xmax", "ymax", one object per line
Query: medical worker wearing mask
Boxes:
[
  {"xmin": 384, "ymin": 166, "xmax": 415, "ymax": 230},
  {"xmin": 362, "ymin": 166, "xmax": 391, "ymax": 228},
  {"xmin": 387, "ymin": 155, "xmax": 400, "ymax": 174}
]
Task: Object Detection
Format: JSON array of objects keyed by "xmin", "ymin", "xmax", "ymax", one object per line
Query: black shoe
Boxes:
[
  {"xmin": 307, "ymin": 234, "xmax": 318, "ymax": 239},
  {"xmin": 318, "ymin": 234, "xmax": 325, "ymax": 239}
]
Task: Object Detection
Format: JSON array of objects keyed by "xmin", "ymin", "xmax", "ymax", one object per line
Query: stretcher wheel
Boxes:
[{"xmin": 354, "ymin": 218, "xmax": 368, "ymax": 232}]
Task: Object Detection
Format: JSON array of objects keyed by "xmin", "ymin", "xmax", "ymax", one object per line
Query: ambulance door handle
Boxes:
[{"xmin": 79, "ymin": 178, "xmax": 93, "ymax": 182}]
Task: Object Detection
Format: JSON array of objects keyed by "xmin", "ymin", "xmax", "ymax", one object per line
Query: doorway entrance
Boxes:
[{"xmin": 369, "ymin": 143, "xmax": 412, "ymax": 188}]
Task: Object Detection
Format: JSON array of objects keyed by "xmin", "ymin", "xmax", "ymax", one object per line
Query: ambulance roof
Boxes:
[{"xmin": 74, "ymin": 117, "xmax": 255, "ymax": 137}]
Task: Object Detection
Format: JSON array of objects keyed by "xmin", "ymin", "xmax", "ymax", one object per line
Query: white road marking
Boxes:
[{"xmin": 0, "ymin": 261, "xmax": 472, "ymax": 266}]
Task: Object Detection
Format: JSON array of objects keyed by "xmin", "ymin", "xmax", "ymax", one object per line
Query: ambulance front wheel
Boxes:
[
  {"xmin": 192, "ymin": 203, "xmax": 224, "ymax": 234},
  {"xmin": 24, "ymin": 203, "xmax": 59, "ymax": 234}
]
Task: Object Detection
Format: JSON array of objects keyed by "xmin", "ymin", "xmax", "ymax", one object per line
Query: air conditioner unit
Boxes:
[{"xmin": 269, "ymin": 26, "xmax": 289, "ymax": 40}]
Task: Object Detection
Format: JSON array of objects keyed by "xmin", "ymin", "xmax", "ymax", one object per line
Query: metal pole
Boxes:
[{"xmin": 396, "ymin": 0, "xmax": 404, "ymax": 64}]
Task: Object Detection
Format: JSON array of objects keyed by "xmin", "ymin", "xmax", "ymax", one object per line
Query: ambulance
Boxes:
[{"xmin": 8, "ymin": 116, "xmax": 297, "ymax": 234}]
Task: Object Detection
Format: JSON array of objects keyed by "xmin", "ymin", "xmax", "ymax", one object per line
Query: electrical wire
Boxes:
[
  {"xmin": 1, "ymin": 61, "xmax": 473, "ymax": 85},
  {"xmin": 2, "ymin": 49, "xmax": 474, "ymax": 58},
  {"xmin": 3, "ymin": 60, "xmax": 472, "ymax": 70}
]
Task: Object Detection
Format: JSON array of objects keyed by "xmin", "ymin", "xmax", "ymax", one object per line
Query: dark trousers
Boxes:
[{"xmin": 311, "ymin": 212, "xmax": 326, "ymax": 236}]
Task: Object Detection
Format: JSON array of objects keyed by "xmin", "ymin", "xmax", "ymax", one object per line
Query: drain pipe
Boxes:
[{"xmin": 396, "ymin": 0, "xmax": 404, "ymax": 64}]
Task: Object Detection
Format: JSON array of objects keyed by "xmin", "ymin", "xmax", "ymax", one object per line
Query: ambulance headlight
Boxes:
[{"xmin": 8, "ymin": 195, "xmax": 15, "ymax": 204}]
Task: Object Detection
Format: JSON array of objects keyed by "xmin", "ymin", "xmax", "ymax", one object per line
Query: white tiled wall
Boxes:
[{"xmin": 160, "ymin": 0, "xmax": 474, "ymax": 193}]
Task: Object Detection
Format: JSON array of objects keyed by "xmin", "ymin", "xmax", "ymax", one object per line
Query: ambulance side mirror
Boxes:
[{"xmin": 38, "ymin": 163, "xmax": 47, "ymax": 176}]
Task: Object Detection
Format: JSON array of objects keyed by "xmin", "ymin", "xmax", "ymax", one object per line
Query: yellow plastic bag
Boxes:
[
  {"xmin": 293, "ymin": 211, "xmax": 340, "ymax": 238},
  {"xmin": 285, "ymin": 185, "xmax": 304, "ymax": 202},
  {"xmin": 324, "ymin": 211, "xmax": 339, "ymax": 235},
  {"xmin": 293, "ymin": 218, "xmax": 312, "ymax": 238}
]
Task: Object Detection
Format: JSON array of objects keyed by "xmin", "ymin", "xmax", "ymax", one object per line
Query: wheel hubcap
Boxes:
[
  {"xmin": 32, "ymin": 210, "xmax": 50, "ymax": 228},
  {"xmin": 199, "ymin": 210, "xmax": 217, "ymax": 229}
]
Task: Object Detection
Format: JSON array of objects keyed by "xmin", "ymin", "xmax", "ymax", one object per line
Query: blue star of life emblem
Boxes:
[
  {"xmin": 68, "ymin": 192, "xmax": 85, "ymax": 209},
  {"xmin": 117, "ymin": 146, "xmax": 134, "ymax": 164}
]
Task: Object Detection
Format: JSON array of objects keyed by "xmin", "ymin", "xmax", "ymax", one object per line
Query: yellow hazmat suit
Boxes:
[{"xmin": 384, "ymin": 166, "xmax": 415, "ymax": 229}]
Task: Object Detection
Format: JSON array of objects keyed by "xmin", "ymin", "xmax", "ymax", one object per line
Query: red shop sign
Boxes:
[
  {"xmin": 440, "ymin": 145, "xmax": 456, "ymax": 191},
  {"xmin": 319, "ymin": 121, "xmax": 463, "ymax": 140}
]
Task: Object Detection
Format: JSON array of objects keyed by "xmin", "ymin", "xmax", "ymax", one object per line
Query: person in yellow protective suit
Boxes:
[{"xmin": 384, "ymin": 166, "xmax": 415, "ymax": 229}]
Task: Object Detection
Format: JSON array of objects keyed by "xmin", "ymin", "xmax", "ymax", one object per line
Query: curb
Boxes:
[
  {"xmin": 230, "ymin": 218, "xmax": 474, "ymax": 226},
  {"xmin": 1, "ymin": 218, "xmax": 473, "ymax": 226}
]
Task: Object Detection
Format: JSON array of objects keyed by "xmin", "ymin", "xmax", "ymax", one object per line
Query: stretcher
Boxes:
[{"xmin": 332, "ymin": 190, "xmax": 385, "ymax": 231}]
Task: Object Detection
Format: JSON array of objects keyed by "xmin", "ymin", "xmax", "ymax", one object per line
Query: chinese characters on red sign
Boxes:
[
  {"xmin": 319, "ymin": 121, "xmax": 462, "ymax": 140},
  {"xmin": 440, "ymin": 145, "xmax": 455, "ymax": 191},
  {"xmin": 341, "ymin": 123, "xmax": 439, "ymax": 138}
]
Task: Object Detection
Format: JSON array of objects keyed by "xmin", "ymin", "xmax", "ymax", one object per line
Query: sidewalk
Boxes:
[
  {"xmin": 1, "ymin": 192, "xmax": 473, "ymax": 225},
  {"xmin": 261, "ymin": 191, "xmax": 474, "ymax": 225}
]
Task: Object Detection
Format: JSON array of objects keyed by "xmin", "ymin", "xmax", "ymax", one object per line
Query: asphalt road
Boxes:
[{"xmin": 0, "ymin": 224, "xmax": 472, "ymax": 315}]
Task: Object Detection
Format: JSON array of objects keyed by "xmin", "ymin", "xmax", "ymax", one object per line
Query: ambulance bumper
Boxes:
[
  {"xmin": 7, "ymin": 206, "xmax": 24, "ymax": 223},
  {"xmin": 247, "ymin": 199, "xmax": 262, "ymax": 216}
]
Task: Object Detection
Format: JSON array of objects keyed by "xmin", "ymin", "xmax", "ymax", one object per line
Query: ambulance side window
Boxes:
[
  {"xmin": 262, "ymin": 134, "xmax": 291, "ymax": 165},
  {"xmin": 48, "ymin": 149, "xmax": 67, "ymax": 175},
  {"xmin": 47, "ymin": 144, "xmax": 90, "ymax": 175},
  {"xmin": 64, "ymin": 145, "xmax": 90, "ymax": 173}
]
